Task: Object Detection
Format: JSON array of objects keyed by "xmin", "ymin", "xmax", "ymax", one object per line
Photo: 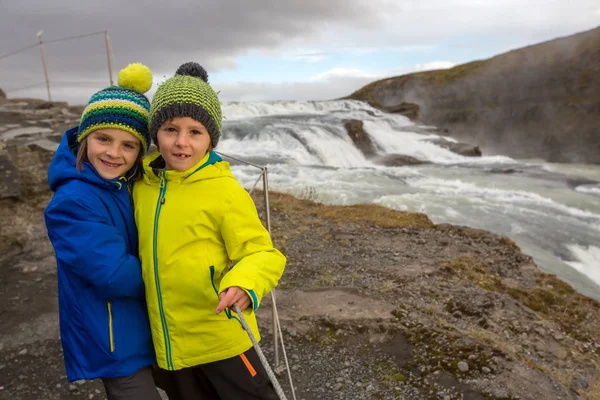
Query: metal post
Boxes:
[
  {"xmin": 263, "ymin": 167, "xmax": 272, "ymax": 235},
  {"xmin": 263, "ymin": 168, "xmax": 280, "ymax": 368},
  {"xmin": 104, "ymin": 31, "xmax": 114, "ymax": 85},
  {"xmin": 36, "ymin": 31, "xmax": 51, "ymax": 102}
]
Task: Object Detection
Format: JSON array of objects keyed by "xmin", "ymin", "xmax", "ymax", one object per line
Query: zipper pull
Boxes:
[{"xmin": 159, "ymin": 171, "xmax": 166, "ymax": 204}]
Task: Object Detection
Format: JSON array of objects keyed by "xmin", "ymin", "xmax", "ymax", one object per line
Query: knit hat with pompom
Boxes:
[
  {"xmin": 77, "ymin": 63, "xmax": 153, "ymax": 151},
  {"xmin": 148, "ymin": 62, "xmax": 222, "ymax": 148}
]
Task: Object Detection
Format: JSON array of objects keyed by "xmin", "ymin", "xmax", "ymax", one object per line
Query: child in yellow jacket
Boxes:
[{"xmin": 133, "ymin": 62, "xmax": 286, "ymax": 400}]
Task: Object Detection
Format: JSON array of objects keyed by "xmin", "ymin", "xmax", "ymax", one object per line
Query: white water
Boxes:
[{"xmin": 217, "ymin": 100, "xmax": 600, "ymax": 301}]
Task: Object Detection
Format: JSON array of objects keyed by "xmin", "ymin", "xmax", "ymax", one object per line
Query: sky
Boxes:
[{"xmin": 1, "ymin": 0, "xmax": 599, "ymax": 105}]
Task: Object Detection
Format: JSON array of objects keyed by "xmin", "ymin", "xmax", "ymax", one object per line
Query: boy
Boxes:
[{"xmin": 134, "ymin": 62, "xmax": 286, "ymax": 399}]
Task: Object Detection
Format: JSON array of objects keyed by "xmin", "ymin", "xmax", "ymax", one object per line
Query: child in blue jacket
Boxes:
[{"xmin": 44, "ymin": 63, "xmax": 162, "ymax": 400}]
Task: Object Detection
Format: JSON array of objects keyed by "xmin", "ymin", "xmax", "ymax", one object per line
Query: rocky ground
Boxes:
[{"xmin": 1, "ymin": 97, "xmax": 600, "ymax": 400}]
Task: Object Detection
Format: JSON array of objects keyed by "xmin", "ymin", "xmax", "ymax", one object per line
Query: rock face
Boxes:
[
  {"xmin": 0, "ymin": 98, "xmax": 80, "ymax": 200},
  {"xmin": 348, "ymin": 26, "xmax": 600, "ymax": 164}
]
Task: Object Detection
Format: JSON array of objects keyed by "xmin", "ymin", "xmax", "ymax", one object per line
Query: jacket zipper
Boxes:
[
  {"xmin": 107, "ymin": 301, "xmax": 115, "ymax": 352},
  {"xmin": 153, "ymin": 171, "xmax": 174, "ymax": 370}
]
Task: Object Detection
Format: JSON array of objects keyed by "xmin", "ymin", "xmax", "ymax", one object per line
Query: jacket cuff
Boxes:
[{"xmin": 242, "ymin": 288, "xmax": 259, "ymax": 311}]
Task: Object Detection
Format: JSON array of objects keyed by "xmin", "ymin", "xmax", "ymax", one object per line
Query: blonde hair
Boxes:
[
  {"xmin": 75, "ymin": 138, "xmax": 89, "ymax": 172},
  {"xmin": 75, "ymin": 136, "xmax": 144, "ymax": 181}
]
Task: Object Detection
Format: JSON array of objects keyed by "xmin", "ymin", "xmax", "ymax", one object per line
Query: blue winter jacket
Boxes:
[{"xmin": 44, "ymin": 127, "xmax": 155, "ymax": 381}]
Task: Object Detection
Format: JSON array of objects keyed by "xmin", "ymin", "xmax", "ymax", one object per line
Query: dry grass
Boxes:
[
  {"xmin": 424, "ymin": 303, "xmax": 441, "ymax": 316},
  {"xmin": 466, "ymin": 327, "xmax": 517, "ymax": 358},
  {"xmin": 378, "ymin": 280, "xmax": 398, "ymax": 293},
  {"xmin": 314, "ymin": 204, "xmax": 433, "ymax": 228},
  {"xmin": 267, "ymin": 191, "xmax": 434, "ymax": 229},
  {"xmin": 316, "ymin": 273, "xmax": 336, "ymax": 287}
]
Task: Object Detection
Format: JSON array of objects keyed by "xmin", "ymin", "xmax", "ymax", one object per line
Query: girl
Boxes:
[
  {"xmin": 44, "ymin": 63, "xmax": 162, "ymax": 400},
  {"xmin": 133, "ymin": 62, "xmax": 286, "ymax": 399}
]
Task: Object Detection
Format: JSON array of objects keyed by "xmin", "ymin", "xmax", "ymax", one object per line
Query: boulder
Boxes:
[
  {"xmin": 343, "ymin": 119, "xmax": 377, "ymax": 156},
  {"xmin": 428, "ymin": 138, "xmax": 482, "ymax": 157},
  {"xmin": 5, "ymin": 143, "xmax": 55, "ymax": 198},
  {"xmin": 0, "ymin": 142, "xmax": 20, "ymax": 199},
  {"xmin": 372, "ymin": 153, "xmax": 430, "ymax": 166},
  {"xmin": 381, "ymin": 102, "xmax": 420, "ymax": 121}
]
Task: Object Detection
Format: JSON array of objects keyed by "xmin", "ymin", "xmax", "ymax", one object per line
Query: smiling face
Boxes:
[
  {"xmin": 156, "ymin": 117, "xmax": 212, "ymax": 171},
  {"xmin": 84, "ymin": 129, "xmax": 141, "ymax": 179}
]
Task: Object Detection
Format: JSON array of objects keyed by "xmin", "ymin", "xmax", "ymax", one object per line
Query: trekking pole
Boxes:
[{"xmin": 233, "ymin": 304, "xmax": 288, "ymax": 400}]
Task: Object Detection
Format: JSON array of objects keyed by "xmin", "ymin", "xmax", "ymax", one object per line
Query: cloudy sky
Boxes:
[{"xmin": 1, "ymin": 0, "xmax": 599, "ymax": 105}]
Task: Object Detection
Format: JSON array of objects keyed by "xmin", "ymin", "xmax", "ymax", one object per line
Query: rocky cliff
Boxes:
[{"xmin": 347, "ymin": 26, "xmax": 600, "ymax": 164}]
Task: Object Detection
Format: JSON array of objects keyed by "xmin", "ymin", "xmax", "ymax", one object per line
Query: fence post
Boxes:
[
  {"xmin": 262, "ymin": 168, "xmax": 281, "ymax": 368},
  {"xmin": 104, "ymin": 31, "xmax": 114, "ymax": 85},
  {"xmin": 36, "ymin": 30, "xmax": 52, "ymax": 102}
]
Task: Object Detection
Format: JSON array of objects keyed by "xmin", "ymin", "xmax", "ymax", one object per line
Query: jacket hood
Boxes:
[
  {"xmin": 141, "ymin": 150, "xmax": 234, "ymax": 184},
  {"xmin": 48, "ymin": 127, "xmax": 137, "ymax": 192}
]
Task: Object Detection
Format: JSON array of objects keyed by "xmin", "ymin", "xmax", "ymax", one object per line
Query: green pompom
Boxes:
[{"xmin": 117, "ymin": 63, "xmax": 153, "ymax": 94}]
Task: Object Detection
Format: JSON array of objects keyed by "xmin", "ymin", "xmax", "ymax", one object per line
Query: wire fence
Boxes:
[{"xmin": 0, "ymin": 30, "xmax": 115, "ymax": 101}]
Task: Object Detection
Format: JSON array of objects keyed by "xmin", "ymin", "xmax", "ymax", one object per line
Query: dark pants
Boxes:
[
  {"xmin": 153, "ymin": 348, "xmax": 279, "ymax": 400},
  {"xmin": 102, "ymin": 366, "xmax": 162, "ymax": 400}
]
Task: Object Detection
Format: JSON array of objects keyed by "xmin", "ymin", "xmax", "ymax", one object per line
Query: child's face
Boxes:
[
  {"xmin": 157, "ymin": 117, "xmax": 211, "ymax": 171},
  {"xmin": 86, "ymin": 129, "xmax": 141, "ymax": 179}
]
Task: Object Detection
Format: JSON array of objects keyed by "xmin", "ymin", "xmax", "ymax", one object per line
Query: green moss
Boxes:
[
  {"xmin": 406, "ymin": 324, "xmax": 494, "ymax": 377},
  {"xmin": 319, "ymin": 329, "xmax": 338, "ymax": 346},
  {"xmin": 441, "ymin": 257, "xmax": 503, "ymax": 291},
  {"xmin": 506, "ymin": 287, "xmax": 565, "ymax": 312},
  {"xmin": 375, "ymin": 359, "xmax": 406, "ymax": 386}
]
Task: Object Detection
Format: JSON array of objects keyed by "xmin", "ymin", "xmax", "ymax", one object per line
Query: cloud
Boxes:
[
  {"xmin": 10, "ymin": 60, "xmax": 457, "ymax": 104},
  {"xmin": 1, "ymin": 0, "xmax": 598, "ymax": 103},
  {"xmin": 291, "ymin": 52, "xmax": 330, "ymax": 63},
  {"xmin": 392, "ymin": 61, "xmax": 457, "ymax": 75},
  {"xmin": 310, "ymin": 68, "xmax": 379, "ymax": 81},
  {"xmin": 309, "ymin": 61, "xmax": 455, "ymax": 84},
  {"xmin": 0, "ymin": 0, "xmax": 382, "ymax": 77},
  {"xmin": 216, "ymin": 61, "xmax": 456, "ymax": 102}
]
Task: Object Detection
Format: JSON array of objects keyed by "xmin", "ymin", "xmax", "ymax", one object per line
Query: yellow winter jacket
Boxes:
[{"xmin": 133, "ymin": 150, "xmax": 286, "ymax": 370}]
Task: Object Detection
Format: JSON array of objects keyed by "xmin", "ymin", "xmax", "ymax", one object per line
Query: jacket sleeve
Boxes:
[
  {"xmin": 44, "ymin": 194, "xmax": 145, "ymax": 301},
  {"xmin": 219, "ymin": 186, "xmax": 286, "ymax": 311}
]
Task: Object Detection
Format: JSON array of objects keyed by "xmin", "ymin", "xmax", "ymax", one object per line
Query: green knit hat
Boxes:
[{"xmin": 149, "ymin": 62, "xmax": 222, "ymax": 148}]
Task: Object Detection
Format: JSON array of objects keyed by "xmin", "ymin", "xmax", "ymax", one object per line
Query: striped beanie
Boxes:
[
  {"xmin": 77, "ymin": 63, "xmax": 153, "ymax": 151},
  {"xmin": 149, "ymin": 62, "xmax": 222, "ymax": 148}
]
